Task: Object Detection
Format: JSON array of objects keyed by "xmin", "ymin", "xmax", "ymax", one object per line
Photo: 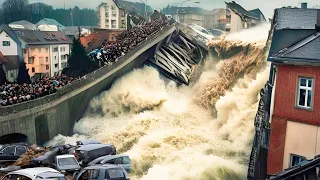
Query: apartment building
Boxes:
[
  {"xmin": 14, "ymin": 29, "xmax": 72, "ymax": 77},
  {"xmin": 97, "ymin": 0, "xmax": 127, "ymax": 30}
]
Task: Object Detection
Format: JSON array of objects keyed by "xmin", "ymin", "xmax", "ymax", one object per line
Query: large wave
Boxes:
[{"xmin": 48, "ymin": 24, "xmax": 271, "ymax": 180}]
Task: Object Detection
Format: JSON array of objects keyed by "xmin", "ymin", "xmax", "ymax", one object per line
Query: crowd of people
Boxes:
[
  {"xmin": 0, "ymin": 75, "xmax": 77, "ymax": 106},
  {"xmin": 0, "ymin": 19, "xmax": 169, "ymax": 106},
  {"xmin": 89, "ymin": 19, "xmax": 169, "ymax": 66}
]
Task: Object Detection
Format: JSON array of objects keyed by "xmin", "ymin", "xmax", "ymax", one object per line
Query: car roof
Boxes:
[
  {"xmin": 76, "ymin": 144, "xmax": 113, "ymax": 151},
  {"xmin": 76, "ymin": 140, "xmax": 100, "ymax": 145},
  {"xmin": 84, "ymin": 164, "xmax": 120, "ymax": 170},
  {"xmin": 8, "ymin": 167, "xmax": 59, "ymax": 179},
  {"xmin": 100, "ymin": 155, "xmax": 129, "ymax": 163},
  {"xmin": 37, "ymin": 172, "xmax": 65, "ymax": 178},
  {"xmin": 56, "ymin": 154, "xmax": 76, "ymax": 158}
]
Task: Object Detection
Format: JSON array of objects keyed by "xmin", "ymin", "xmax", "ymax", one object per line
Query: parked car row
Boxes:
[{"xmin": 0, "ymin": 140, "xmax": 131, "ymax": 180}]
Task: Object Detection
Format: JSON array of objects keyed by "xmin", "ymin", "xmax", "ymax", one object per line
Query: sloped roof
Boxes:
[
  {"xmin": 249, "ymin": 9, "xmax": 266, "ymax": 21},
  {"xmin": 13, "ymin": 29, "xmax": 72, "ymax": 45},
  {"xmin": 36, "ymin": 18, "xmax": 65, "ymax": 29},
  {"xmin": 268, "ymin": 8, "xmax": 320, "ymax": 62},
  {"xmin": 114, "ymin": 0, "xmax": 137, "ymax": 12},
  {"xmin": 84, "ymin": 30, "xmax": 111, "ymax": 52},
  {"xmin": 270, "ymin": 32, "xmax": 320, "ymax": 62},
  {"xmin": 225, "ymin": 1, "xmax": 259, "ymax": 20},
  {"xmin": 0, "ymin": 24, "xmax": 21, "ymax": 46},
  {"xmin": 269, "ymin": 156, "xmax": 320, "ymax": 180},
  {"xmin": 0, "ymin": 51, "xmax": 9, "ymax": 64},
  {"xmin": 163, "ymin": 6, "xmax": 205, "ymax": 16},
  {"xmin": 4, "ymin": 55, "xmax": 20, "ymax": 70},
  {"xmin": 63, "ymin": 26, "xmax": 96, "ymax": 36},
  {"xmin": 9, "ymin": 20, "xmax": 37, "ymax": 30},
  {"xmin": 275, "ymin": 8, "xmax": 319, "ymax": 30}
]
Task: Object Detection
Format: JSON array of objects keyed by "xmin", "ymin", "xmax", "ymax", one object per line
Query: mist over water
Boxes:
[{"xmin": 48, "ymin": 24, "xmax": 271, "ymax": 180}]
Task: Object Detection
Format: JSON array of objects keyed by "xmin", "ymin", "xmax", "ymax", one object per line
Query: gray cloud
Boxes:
[{"xmin": 3, "ymin": 0, "xmax": 320, "ymax": 19}]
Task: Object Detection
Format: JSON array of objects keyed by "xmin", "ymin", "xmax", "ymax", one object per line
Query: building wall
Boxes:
[
  {"xmin": 273, "ymin": 65, "xmax": 320, "ymax": 125},
  {"xmin": 283, "ymin": 121, "xmax": 319, "ymax": 169},
  {"xmin": 6, "ymin": 69, "xmax": 19, "ymax": 83},
  {"xmin": 230, "ymin": 10, "xmax": 242, "ymax": 32},
  {"xmin": 24, "ymin": 46, "xmax": 51, "ymax": 77},
  {"xmin": 268, "ymin": 65, "xmax": 320, "ymax": 174},
  {"xmin": 268, "ymin": 115, "xmax": 287, "ymax": 174},
  {"xmin": 0, "ymin": 31, "xmax": 18, "ymax": 56},
  {"xmin": 98, "ymin": 1, "xmax": 123, "ymax": 30},
  {"xmin": 182, "ymin": 14, "xmax": 204, "ymax": 27},
  {"xmin": 50, "ymin": 44, "xmax": 69, "ymax": 77}
]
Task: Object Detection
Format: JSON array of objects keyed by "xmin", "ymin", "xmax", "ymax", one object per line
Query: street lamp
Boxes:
[{"xmin": 139, "ymin": 0, "xmax": 148, "ymax": 20}]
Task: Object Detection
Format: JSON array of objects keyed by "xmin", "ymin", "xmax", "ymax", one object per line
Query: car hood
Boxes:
[{"xmin": 57, "ymin": 164, "xmax": 80, "ymax": 171}]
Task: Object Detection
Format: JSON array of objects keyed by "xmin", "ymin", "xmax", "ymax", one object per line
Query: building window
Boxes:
[
  {"xmin": 28, "ymin": 57, "xmax": 34, "ymax": 64},
  {"xmin": 61, "ymin": 62, "xmax": 67, "ymax": 68},
  {"xmin": 53, "ymin": 47, "xmax": 58, "ymax": 52},
  {"xmin": 39, "ymin": 48, "xmax": 42, "ymax": 52},
  {"xmin": 54, "ymin": 56, "xmax": 57, "ymax": 60},
  {"xmin": 46, "ymin": 48, "xmax": 49, "ymax": 53},
  {"xmin": 23, "ymin": 49, "xmax": 27, "ymax": 54},
  {"xmin": 111, "ymin": 5, "xmax": 116, "ymax": 10},
  {"xmin": 106, "ymin": 12, "xmax": 109, "ymax": 17},
  {"xmin": 10, "ymin": 72, "xmax": 14, "ymax": 78},
  {"xmin": 60, "ymin": 47, "xmax": 65, "ymax": 52},
  {"xmin": 46, "ymin": 65, "xmax": 49, "ymax": 70},
  {"xmin": 46, "ymin": 57, "xmax": 48, "ymax": 62},
  {"xmin": 2, "ymin": 41, "xmax": 10, "ymax": 46},
  {"xmin": 121, "ymin": 11, "xmax": 125, "ymax": 17},
  {"xmin": 55, "ymin": 64, "xmax": 58, "ymax": 68},
  {"xmin": 31, "ymin": 48, "xmax": 35, "ymax": 52},
  {"xmin": 297, "ymin": 77, "xmax": 313, "ymax": 109},
  {"xmin": 112, "ymin": 11, "xmax": 116, "ymax": 17},
  {"xmin": 39, "ymin": 57, "xmax": 43, "ymax": 64},
  {"xmin": 32, "ymin": 67, "xmax": 35, "ymax": 72},
  {"xmin": 290, "ymin": 154, "xmax": 306, "ymax": 167}
]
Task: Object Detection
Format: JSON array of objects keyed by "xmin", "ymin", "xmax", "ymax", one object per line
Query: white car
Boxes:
[
  {"xmin": 188, "ymin": 24, "xmax": 215, "ymax": 42},
  {"xmin": 1, "ymin": 167, "xmax": 66, "ymax": 180}
]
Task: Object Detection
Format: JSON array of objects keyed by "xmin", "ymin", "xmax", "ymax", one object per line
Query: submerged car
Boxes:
[
  {"xmin": 2, "ymin": 167, "xmax": 66, "ymax": 180},
  {"xmin": 75, "ymin": 144, "xmax": 116, "ymax": 165},
  {"xmin": 54, "ymin": 154, "xmax": 80, "ymax": 172},
  {"xmin": 0, "ymin": 143, "xmax": 29, "ymax": 163},
  {"xmin": 88, "ymin": 155, "xmax": 131, "ymax": 173},
  {"xmin": 74, "ymin": 165, "xmax": 129, "ymax": 180}
]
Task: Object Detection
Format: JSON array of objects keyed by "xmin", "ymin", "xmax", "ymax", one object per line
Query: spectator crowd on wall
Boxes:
[
  {"xmin": 89, "ymin": 19, "xmax": 169, "ymax": 66},
  {"xmin": 0, "ymin": 19, "xmax": 170, "ymax": 106},
  {"xmin": 0, "ymin": 75, "xmax": 77, "ymax": 106}
]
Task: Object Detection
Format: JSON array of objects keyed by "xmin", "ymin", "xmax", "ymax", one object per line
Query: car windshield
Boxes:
[
  {"xmin": 58, "ymin": 157, "xmax": 78, "ymax": 166},
  {"xmin": 106, "ymin": 169, "xmax": 125, "ymax": 178}
]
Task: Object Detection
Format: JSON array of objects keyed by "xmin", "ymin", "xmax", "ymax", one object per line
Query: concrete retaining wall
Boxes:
[{"xmin": 0, "ymin": 25, "xmax": 177, "ymax": 144}]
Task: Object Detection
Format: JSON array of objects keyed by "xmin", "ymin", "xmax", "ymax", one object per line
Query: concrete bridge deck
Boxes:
[{"xmin": 0, "ymin": 25, "xmax": 178, "ymax": 144}]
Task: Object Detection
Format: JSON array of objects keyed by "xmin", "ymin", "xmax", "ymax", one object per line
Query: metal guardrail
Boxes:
[{"xmin": 0, "ymin": 24, "xmax": 175, "ymax": 117}]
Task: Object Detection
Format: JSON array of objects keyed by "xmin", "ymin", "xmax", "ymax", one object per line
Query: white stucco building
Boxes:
[{"xmin": 97, "ymin": 0, "xmax": 127, "ymax": 30}]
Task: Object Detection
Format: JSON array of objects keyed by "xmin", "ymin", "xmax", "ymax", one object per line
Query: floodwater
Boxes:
[{"xmin": 48, "ymin": 24, "xmax": 271, "ymax": 180}]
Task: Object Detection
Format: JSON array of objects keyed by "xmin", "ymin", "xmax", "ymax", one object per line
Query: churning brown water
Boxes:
[{"xmin": 48, "ymin": 24, "xmax": 270, "ymax": 180}]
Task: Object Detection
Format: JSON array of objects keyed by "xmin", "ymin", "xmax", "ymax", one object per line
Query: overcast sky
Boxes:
[{"xmin": 0, "ymin": 0, "xmax": 320, "ymax": 19}]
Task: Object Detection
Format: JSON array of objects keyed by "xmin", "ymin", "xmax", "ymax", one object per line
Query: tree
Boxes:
[
  {"xmin": 0, "ymin": 65, "xmax": 8, "ymax": 85},
  {"xmin": 2, "ymin": 0, "xmax": 29, "ymax": 24},
  {"xmin": 27, "ymin": 3, "xmax": 53, "ymax": 23},
  {"xmin": 16, "ymin": 62, "xmax": 31, "ymax": 84},
  {"xmin": 62, "ymin": 31, "xmax": 97, "ymax": 77}
]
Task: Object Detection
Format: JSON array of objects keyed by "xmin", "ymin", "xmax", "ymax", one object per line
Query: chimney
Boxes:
[{"xmin": 301, "ymin": 2, "xmax": 307, "ymax": 9}]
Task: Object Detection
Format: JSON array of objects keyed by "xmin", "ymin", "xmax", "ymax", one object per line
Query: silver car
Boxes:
[
  {"xmin": 88, "ymin": 155, "xmax": 131, "ymax": 173},
  {"xmin": 2, "ymin": 167, "xmax": 66, "ymax": 180}
]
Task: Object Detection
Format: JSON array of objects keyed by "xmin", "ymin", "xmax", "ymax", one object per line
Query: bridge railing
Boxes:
[{"xmin": 0, "ymin": 24, "xmax": 175, "ymax": 117}]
